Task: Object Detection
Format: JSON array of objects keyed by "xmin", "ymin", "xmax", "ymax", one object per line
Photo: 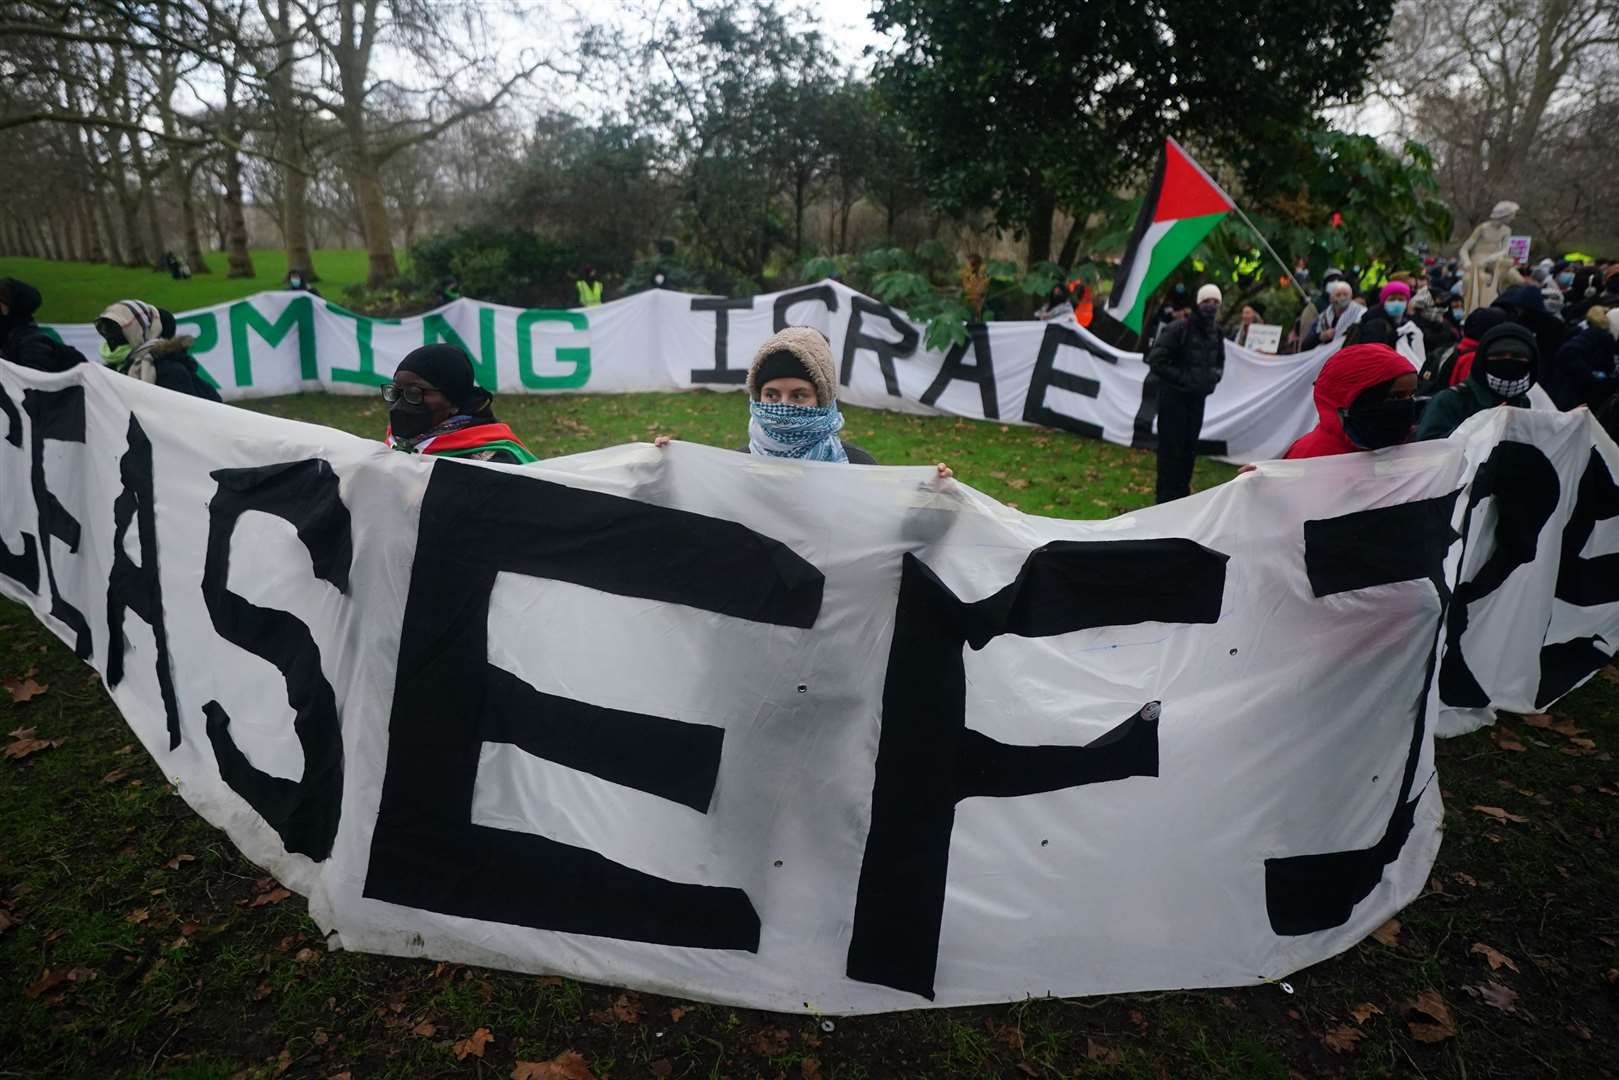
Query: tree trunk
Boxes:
[
  {"xmin": 221, "ymin": 147, "xmax": 256, "ymax": 278},
  {"xmin": 142, "ymin": 180, "xmax": 166, "ymax": 270},
  {"xmin": 97, "ymin": 198, "xmax": 123, "ymax": 265},
  {"xmin": 348, "ymin": 147, "xmax": 398, "ymax": 287},
  {"xmin": 178, "ymin": 163, "xmax": 210, "ymax": 273},
  {"xmin": 118, "ymin": 192, "xmax": 148, "ymax": 267},
  {"xmin": 79, "ymin": 201, "xmax": 104, "ymax": 262},
  {"xmin": 1026, "ymin": 187, "xmax": 1055, "ymax": 266},
  {"xmin": 1055, "ymin": 215, "xmax": 1085, "ymax": 270}
]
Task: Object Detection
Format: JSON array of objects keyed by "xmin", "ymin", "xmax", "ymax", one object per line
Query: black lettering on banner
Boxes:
[
  {"xmin": 364, "ymin": 462, "xmax": 824, "ymax": 950},
  {"xmin": 1537, "ymin": 448, "xmax": 1619, "ymax": 705},
  {"xmin": 689, "ymin": 297, "xmax": 755, "ymax": 384},
  {"xmin": 1437, "ymin": 442, "xmax": 1560, "ymax": 709},
  {"xmin": 1024, "ymin": 323, "xmax": 1107, "ymax": 439},
  {"xmin": 105, "ymin": 415, "xmax": 181, "ymax": 749},
  {"xmin": 920, "ymin": 323, "xmax": 998, "ymax": 420},
  {"xmin": 201, "ymin": 459, "xmax": 351, "ymax": 860},
  {"xmin": 840, "ymin": 295, "xmax": 918, "ymax": 397},
  {"xmin": 847, "ymin": 540, "xmax": 1228, "ymax": 999},
  {"xmin": 23, "ymin": 387, "xmax": 92, "ymax": 658},
  {"xmin": 1266, "ymin": 493, "xmax": 1459, "ymax": 936},
  {"xmin": 0, "ymin": 381, "xmax": 40, "ymax": 592},
  {"xmin": 772, "ymin": 284, "xmax": 839, "ymax": 332}
]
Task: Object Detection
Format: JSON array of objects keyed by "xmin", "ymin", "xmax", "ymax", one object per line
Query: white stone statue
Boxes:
[{"xmin": 1457, "ymin": 201, "xmax": 1518, "ymax": 312}]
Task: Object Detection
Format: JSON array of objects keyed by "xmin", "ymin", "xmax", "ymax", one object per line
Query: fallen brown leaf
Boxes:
[
  {"xmin": 410, "ymin": 1021, "xmax": 436, "ymax": 1037},
  {"xmin": 1322, "ymin": 1025, "xmax": 1365, "ymax": 1053},
  {"xmin": 273, "ymin": 1048, "xmax": 292, "ymax": 1075},
  {"xmin": 101, "ymin": 768, "xmax": 128, "ymax": 784},
  {"xmin": 1470, "ymin": 942, "xmax": 1520, "ymax": 973},
  {"xmin": 254, "ymin": 981, "xmax": 272, "ymax": 1001},
  {"xmin": 1371, "ymin": 918, "xmax": 1401, "ymax": 947},
  {"xmin": 327, "ymin": 1073, "xmax": 352, "ymax": 1080},
  {"xmin": 1567, "ymin": 1021, "xmax": 1593, "ymax": 1041},
  {"xmin": 511, "ymin": 1050, "xmax": 596, "ymax": 1080},
  {"xmin": 649, "ymin": 1060, "xmax": 673, "ymax": 1078},
  {"xmin": 163, "ymin": 853, "xmax": 196, "ymax": 870},
  {"xmin": 1471, "ymin": 981, "xmax": 1518, "ymax": 1015},
  {"xmin": 1405, "ymin": 990, "xmax": 1456, "ymax": 1043},
  {"xmin": 1452, "ymin": 871, "xmax": 1480, "ymax": 887},
  {"xmin": 24, "ymin": 968, "xmax": 68, "ymax": 999},
  {"xmin": 249, "ymin": 886, "xmax": 292, "ymax": 908},
  {"xmin": 453, "ymin": 1027, "xmax": 493, "ymax": 1061},
  {"xmin": 3, "ymin": 676, "xmax": 48, "ymax": 703},
  {"xmin": 1492, "ymin": 727, "xmax": 1527, "ymax": 752},
  {"xmin": 1472, "ymin": 804, "xmax": 1530, "ymax": 824},
  {"xmin": 669, "ymin": 1006, "xmax": 687, "ymax": 1022},
  {"xmin": 800, "ymin": 1059, "xmax": 823, "ymax": 1080},
  {"xmin": 1349, "ymin": 1002, "xmax": 1383, "ymax": 1025},
  {"xmin": 1086, "ymin": 1039, "xmax": 1124, "ymax": 1064},
  {"xmin": 1523, "ymin": 713, "xmax": 1555, "ymax": 729},
  {"xmin": 126, "ymin": 907, "xmax": 150, "ymax": 925},
  {"xmin": 754, "ymin": 1027, "xmax": 791, "ymax": 1055},
  {"xmin": 3, "ymin": 727, "xmax": 65, "ymax": 760}
]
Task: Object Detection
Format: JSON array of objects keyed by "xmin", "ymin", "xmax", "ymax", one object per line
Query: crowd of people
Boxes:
[{"xmin": 3, "ymin": 252, "xmax": 1618, "ymax": 499}]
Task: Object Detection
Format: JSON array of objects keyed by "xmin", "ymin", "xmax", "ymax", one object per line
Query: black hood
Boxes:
[
  {"xmin": 1470, "ymin": 323, "xmax": 1538, "ymax": 388},
  {"xmin": 0, "ymin": 278, "xmax": 42, "ymax": 321}
]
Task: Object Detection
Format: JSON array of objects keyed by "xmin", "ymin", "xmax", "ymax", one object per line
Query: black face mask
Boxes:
[
  {"xmin": 1339, "ymin": 397, "xmax": 1416, "ymax": 450},
  {"xmin": 389, "ymin": 401, "xmax": 436, "ymax": 439}
]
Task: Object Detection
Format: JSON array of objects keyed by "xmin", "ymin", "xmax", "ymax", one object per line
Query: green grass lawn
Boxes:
[
  {"xmin": 7, "ymin": 249, "xmax": 378, "ymax": 324},
  {"xmin": 3, "ymin": 394, "xmax": 1618, "ymax": 1079}
]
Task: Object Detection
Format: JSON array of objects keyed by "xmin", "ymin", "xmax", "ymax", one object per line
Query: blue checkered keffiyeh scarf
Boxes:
[{"xmin": 747, "ymin": 401, "xmax": 849, "ymax": 463}]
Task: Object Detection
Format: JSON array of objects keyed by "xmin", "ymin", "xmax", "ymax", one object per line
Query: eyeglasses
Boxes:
[{"xmin": 381, "ymin": 382, "xmax": 436, "ymax": 405}]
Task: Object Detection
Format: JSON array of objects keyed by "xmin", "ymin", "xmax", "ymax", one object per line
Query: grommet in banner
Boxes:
[
  {"xmin": 1229, "ymin": 648, "xmax": 1238, "ymax": 656},
  {"xmin": 773, "ymin": 859, "xmax": 783, "ymax": 868},
  {"xmin": 1279, "ymin": 981, "xmax": 1295, "ymax": 995},
  {"xmin": 1040, "ymin": 839, "xmax": 1049, "ymax": 847},
  {"xmin": 821, "ymin": 1019, "xmax": 835, "ymax": 1033},
  {"xmin": 796, "ymin": 684, "xmax": 808, "ymax": 693}
]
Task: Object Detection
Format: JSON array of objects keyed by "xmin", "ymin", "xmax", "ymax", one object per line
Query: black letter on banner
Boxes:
[
  {"xmin": 364, "ymin": 463, "xmax": 824, "ymax": 950},
  {"xmin": 1023, "ymin": 323, "xmax": 1108, "ymax": 439},
  {"xmin": 1537, "ymin": 447, "xmax": 1619, "ymax": 704},
  {"xmin": 23, "ymin": 387, "xmax": 92, "ymax": 658},
  {"xmin": 847, "ymin": 540, "xmax": 1228, "ymax": 999},
  {"xmin": 0, "ymin": 382, "xmax": 40, "ymax": 592},
  {"xmin": 772, "ymin": 284, "xmax": 839, "ymax": 332},
  {"xmin": 1437, "ymin": 442, "xmax": 1559, "ymax": 709},
  {"xmin": 920, "ymin": 323, "xmax": 998, "ymax": 419},
  {"xmin": 105, "ymin": 415, "xmax": 181, "ymax": 749},
  {"xmin": 841, "ymin": 295, "xmax": 917, "ymax": 396},
  {"xmin": 689, "ymin": 296, "xmax": 754, "ymax": 384},
  {"xmin": 201, "ymin": 460, "xmax": 351, "ymax": 859},
  {"xmin": 1266, "ymin": 492, "xmax": 1459, "ymax": 935}
]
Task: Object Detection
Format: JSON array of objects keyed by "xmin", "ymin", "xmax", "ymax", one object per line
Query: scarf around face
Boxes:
[
  {"xmin": 387, "ymin": 413, "xmax": 479, "ymax": 452},
  {"xmin": 747, "ymin": 401, "xmax": 849, "ymax": 463}
]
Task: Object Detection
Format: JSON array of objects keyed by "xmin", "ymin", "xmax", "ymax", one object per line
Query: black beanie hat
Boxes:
[
  {"xmin": 752, "ymin": 349, "xmax": 813, "ymax": 392},
  {"xmin": 1461, "ymin": 307, "xmax": 1508, "ymax": 341},
  {"xmin": 1476, "ymin": 322, "xmax": 1539, "ymax": 363},
  {"xmin": 395, "ymin": 344, "xmax": 487, "ymax": 412}
]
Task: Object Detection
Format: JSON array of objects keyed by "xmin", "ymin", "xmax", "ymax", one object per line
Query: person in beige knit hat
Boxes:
[{"xmin": 657, "ymin": 326, "xmax": 950, "ymax": 475}]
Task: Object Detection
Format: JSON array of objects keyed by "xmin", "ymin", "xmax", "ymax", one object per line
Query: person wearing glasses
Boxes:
[{"xmin": 381, "ymin": 344, "xmax": 537, "ymax": 464}]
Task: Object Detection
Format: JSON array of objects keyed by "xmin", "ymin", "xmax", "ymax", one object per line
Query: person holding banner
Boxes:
[
  {"xmin": 382, "ymin": 344, "xmax": 537, "ymax": 464},
  {"xmin": 1283, "ymin": 344, "xmax": 1418, "ymax": 459},
  {"xmin": 1415, "ymin": 324, "xmax": 1538, "ymax": 441},
  {"xmin": 1145, "ymin": 283, "xmax": 1226, "ymax": 502}
]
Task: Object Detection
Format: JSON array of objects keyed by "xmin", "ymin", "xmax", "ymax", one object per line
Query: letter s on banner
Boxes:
[{"xmin": 201, "ymin": 459, "xmax": 352, "ymax": 860}]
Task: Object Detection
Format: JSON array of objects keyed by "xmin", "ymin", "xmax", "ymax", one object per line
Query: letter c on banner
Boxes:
[
  {"xmin": 201, "ymin": 459, "xmax": 352, "ymax": 860},
  {"xmin": 0, "ymin": 381, "xmax": 40, "ymax": 593}
]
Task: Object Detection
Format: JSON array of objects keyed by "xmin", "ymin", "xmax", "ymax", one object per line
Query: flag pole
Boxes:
[{"xmin": 1226, "ymin": 202, "xmax": 1313, "ymax": 306}]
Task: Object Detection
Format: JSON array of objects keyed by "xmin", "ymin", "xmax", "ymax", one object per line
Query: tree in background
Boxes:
[
  {"xmin": 1373, "ymin": 0, "xmax": 1619, "ymax": 254},
  {"xmin": 870, "ymin": 0, "xmax": 1397, "ymax": 267}
]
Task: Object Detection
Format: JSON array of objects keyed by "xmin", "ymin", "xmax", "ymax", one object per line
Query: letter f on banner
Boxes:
[{"xmin": 848, "ymin": 540, "xmax": 1228, "ymax": 999}]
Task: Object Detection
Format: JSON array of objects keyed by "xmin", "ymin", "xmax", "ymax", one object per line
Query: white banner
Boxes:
[
  {"xmin": 49, "ymin": 283, "xmax": 1338, "ymax": 463},
  {"xmin": 4, "ymin": 359, "xmax": 1617, "ymax": 1014}
]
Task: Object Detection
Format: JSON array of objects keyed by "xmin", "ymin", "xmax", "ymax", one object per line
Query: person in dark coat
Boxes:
[
  {"xmin": 1445, "ymin": 308, "xmax": 1510, "ymax": 386},
  {"xmin": 382, "ymin": 344, "xmax": 536, "ymax": 464},
  {"xmin": 96, "ymin": 300, "xmax": 221, "ymax": 402},
  {"xmin": 1146, "ymin": 283, "xmax": 1226, "ymax": 502},
  {"xmin": 1546, "ymin": 306, "xmax": 1618, "ymax": 411},
  {"xmin": 0, "ymin": 278, "xmax": 85, "ymax": 372},
  {"xmin": 1493, "ymin": 283, "xmax": 1568, "ymax": 380},
  {"xmin": 1415, "ymin": 324, "xmax": 1537, "ymax": 440}
]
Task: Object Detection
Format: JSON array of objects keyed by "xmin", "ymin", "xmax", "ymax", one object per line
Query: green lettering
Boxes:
[
  {"xmin": 326, "ymin": 302, "xmax": 401, "ymax": 387},
  {"xmin": 516, "ymin": 309, "xmax": 591, "ymax": 390},
  {"xmin": 228, "ymin": 296, "xmax": 315, "ymax": 386},
  {"xmin": 423, "ymin": 308, "xmax": 498, "ymax": 392},
  {"xmin": 173, "ymin": 312, "xmax": 222, "ymax": 389}
]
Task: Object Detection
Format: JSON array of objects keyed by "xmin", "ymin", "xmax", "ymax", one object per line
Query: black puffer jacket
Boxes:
[
  {"xmin": 0, "ymin": 278, "xmax": 84, "ymax": 372},
  {"xmin": 1145, "ymin": 313, "xmax": 1225, "ymax": 395},
  {"xmin": 121, "ymin": 335, "xmax": 223, "ymax": 402}
]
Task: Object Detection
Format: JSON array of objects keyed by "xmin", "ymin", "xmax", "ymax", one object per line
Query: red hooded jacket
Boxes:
[{"xmin": 1283, "ymin": 344, "xmax": 1417, "ymax": 460}]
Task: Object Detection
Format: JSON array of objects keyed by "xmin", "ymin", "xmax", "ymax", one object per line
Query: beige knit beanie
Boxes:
[{"xmin": 746, "ymin": 327, "xmax": 838, "ymax": 406}]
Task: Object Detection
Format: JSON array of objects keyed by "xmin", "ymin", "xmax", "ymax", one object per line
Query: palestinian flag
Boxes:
[{"xmin": 1105, "ymin": 138, "xmax": 1235, "ymax": 333}]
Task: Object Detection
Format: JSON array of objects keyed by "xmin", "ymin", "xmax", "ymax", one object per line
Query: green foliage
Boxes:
[
  {"xmin": 871, "ymin": 0, "xmax": 1398, "ymax": 263},
  {"xmin": 407, "ymin": 226, "xmax": 579, "ymax": 308}
]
